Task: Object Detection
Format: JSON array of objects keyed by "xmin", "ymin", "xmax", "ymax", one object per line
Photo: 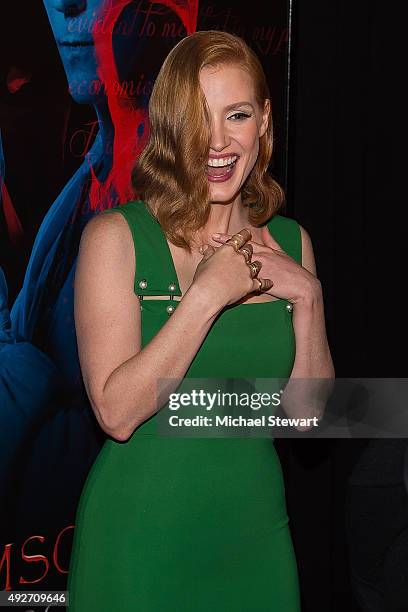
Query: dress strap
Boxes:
[
  {"xmin": 100, "ymin": 200, "xmax": 182, "ymax": 297},
  {"xmin": 266, "ymin": 214, "xmax": 302, "ymax": 265},
  {"xmin": 99, "ymin": 204, "xmax": 301, "ymax": 295}
]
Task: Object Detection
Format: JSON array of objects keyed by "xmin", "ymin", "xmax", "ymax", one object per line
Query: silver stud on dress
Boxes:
[
  {"xmin": 168, "ymin": 283, "xmax": 177, "ymax": 292},
  {"xmin": 166, "ymin": 304, "xmax": 175, "ymax": 315},
  {"xmin": 139, "ymin": 279, "xmax": 148, "ymax": 289},
  {"xmin": 286, "ymin": 303, "xmax": 293, "ymax": 313}
]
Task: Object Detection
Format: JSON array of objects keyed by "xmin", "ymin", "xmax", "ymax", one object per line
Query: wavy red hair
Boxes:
[{"xmin": 132, "ymin": 30, "xmax": 284, "ymax": 249}]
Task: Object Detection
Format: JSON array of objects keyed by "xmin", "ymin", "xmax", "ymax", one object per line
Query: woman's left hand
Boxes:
[{"xmin": 212, "ymin": 226, "xmax": 321, "ymax": 305}]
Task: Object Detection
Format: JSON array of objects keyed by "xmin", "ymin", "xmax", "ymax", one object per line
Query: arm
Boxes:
[
  {"xmin": 75, "ymin": 214, "xmax": 261, "ymax": 442},
  {"xmin": 283, "ymin": 225, "xmax": 334, "ymax": 426},
  {"xmin": 290, "ymin": 225, "xmax": 334, "ymax": 380},
  {"xmin": 75, "ymin": 214, "xmax": 218, "ymax": 442}
]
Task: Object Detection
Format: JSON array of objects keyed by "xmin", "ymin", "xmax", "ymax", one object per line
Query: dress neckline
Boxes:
[{"xmin": 139, "ymin": 200, "xmax": 284, "ymax": 308}]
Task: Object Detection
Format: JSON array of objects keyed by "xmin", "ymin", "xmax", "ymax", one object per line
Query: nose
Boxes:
[
  {"xmin": 209, "ymin": 116, "xmax": 230, "ymax": 152},
  {"xmin": 51, "ymin": 0, "xmax": 87, "ymax": 17}
]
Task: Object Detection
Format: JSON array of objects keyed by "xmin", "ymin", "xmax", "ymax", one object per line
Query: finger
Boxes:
[
  {"xmin": 239, "ymin": 243, "xmax": 253, "ymax": 262},
  {"xmin": 212, "ymin": 234, "xmax": 231, "ymax": 244},
  {"xmin": 212, "ymin": 228, "xmax": 252, "ymax": 246},
  {"xmin": 201, "ymin": 245, "xmax": 215, "ymax": 259},
  {"xmin": 235, "ymin": 228, "xmax": 252, "ymax": 242},
  {"xmin": 253, "ymin": 277, "xmax": 274, "ymax": 292},
  {"xmin": 247, "ymin": 260, "xmax": 262, "ymax": 279},
  {"xmin": 260, "ymin": 226, "xmax": 283, "ymax": 251},
  {"xmin": 212, "ymin": 234, "xmax": 230, "ymax": 244}
]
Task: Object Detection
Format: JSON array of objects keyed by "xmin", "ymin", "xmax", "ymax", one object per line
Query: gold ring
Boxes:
[
  {"xmin": 257, "ymin": 278, "xmax": 274, "ymax": 291},
  {"xmin": 225, "ymin": 229, "xmax": 252, "ymax": 251},
  {"xmin": 235, "ymin": 228, "xmax": 252, "ymax": 242},
  {"xmin": 248, "ymin": 260, "xmax": 262, "ymax": 278},
  {"xmin": 225, "ymin": 237, "xmax": 241, "ymax": 251},
  {"xmin": 239, "ymin": 244, "xmax": 253, "ymax": 263}
]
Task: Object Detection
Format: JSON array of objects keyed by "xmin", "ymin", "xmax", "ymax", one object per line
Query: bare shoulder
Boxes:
[
  {"xmin": 80, "ymin": 210, "xmax": 134, "ymax": 262},
  {"xmin": 74, "ymin": 210, "xmax": 141, "ymax": 431},
  {"xmin": 299, "ymin": 224, "xmax": 317, "ymax": 276},
  {"xmin": 76, "ymin": 210, "xmax": 137, "ymax": 307}
]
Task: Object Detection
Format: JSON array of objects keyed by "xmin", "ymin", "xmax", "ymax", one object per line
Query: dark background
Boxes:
[
  {"xmin": 1, "ymin": 0, "xmax": 404, "ymax": 610},
  {"xmin": 282, "ymin": 1, "xmax": 403, "ymax": 610}
]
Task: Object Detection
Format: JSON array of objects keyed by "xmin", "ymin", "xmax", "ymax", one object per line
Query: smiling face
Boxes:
[{"xmin": 199, "ymin": 63, "xmax": 270, "ymax": 206}]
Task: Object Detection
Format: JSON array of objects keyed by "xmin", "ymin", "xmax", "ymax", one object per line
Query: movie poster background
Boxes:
[{"xmin": 0, "ymin": 0, "xmax": 292, "ymax": 599}]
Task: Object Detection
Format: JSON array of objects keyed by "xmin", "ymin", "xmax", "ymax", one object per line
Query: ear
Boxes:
[{"xmin": 259, "ymin": 99, "xmax": 270, "ymax": 138}]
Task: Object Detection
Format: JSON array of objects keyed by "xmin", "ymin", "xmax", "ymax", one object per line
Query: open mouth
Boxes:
[{"xmin": 206, "ymin": 156, "xmax": 239, "ymax": 181}]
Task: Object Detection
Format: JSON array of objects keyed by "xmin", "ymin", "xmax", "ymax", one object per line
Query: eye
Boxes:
[{"xmin": 227, "ymin": 112, "xmax": 252, "ymax": 121}]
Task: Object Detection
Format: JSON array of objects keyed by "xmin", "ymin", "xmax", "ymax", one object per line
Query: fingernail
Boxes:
[{"xmin": 212, "ymin": 233, "xmax": 221, "ymax": 238}]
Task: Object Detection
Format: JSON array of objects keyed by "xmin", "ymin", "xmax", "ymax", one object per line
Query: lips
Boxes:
[
  {"xmin": 206, "ymin": 153, "xmax": 239, "ymax": 178},
  {"xmin": 206, "ymin": 158, "xmax": 238, "ymax": 182},
  {"xmin": 207, "ymin": 166, "xmax": 230, "ymax": 177},
  {"xmin": 208, "ymin": 152, "xmax": 239, "ymax": 160}
]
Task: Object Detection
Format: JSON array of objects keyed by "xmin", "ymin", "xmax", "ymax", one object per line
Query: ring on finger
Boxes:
[
  {"xmin": 225, "ymin": 237, "xmax": 241, "ymax": 251},
  {"xmin": 239, "ymin": 244, "xmax": 253, "ymax": 263},
  {"xmin": 248, "ymin": 260, "xmax": 262, "ymax": 278},
  {"xmin": 226, "ymin": 229, "xmax": 252, "ymax": 251},
  {"xmin": 235, "ymin": 228, "xmax": 252, "ymax": 242},
  {"xmin": 257, "ymin": 277, "xmax": 274, "ymax": 291}
]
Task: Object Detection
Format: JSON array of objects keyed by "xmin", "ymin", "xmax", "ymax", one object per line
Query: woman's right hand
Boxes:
[{"xmin": 190, "ymin": 232, "xmax": 271, "ymax": 310}]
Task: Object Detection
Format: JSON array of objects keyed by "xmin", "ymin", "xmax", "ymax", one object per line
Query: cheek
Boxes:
[
  {"xmin": 244, "ymin": 136, "xmax": 260, "ymax": 169},
  {"xmin": 241, "ymin": 126, "xmax": 260, "ymax": 157},
  {"xmin": 239, "ymin": 137, "xmax": 259, "ymax": 183},
  {"xmin": 251, "ymin": 138, "xmax": 260, "ymax": 159}
]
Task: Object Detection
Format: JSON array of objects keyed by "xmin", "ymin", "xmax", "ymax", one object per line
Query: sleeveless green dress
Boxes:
[{"xmin": 68, "ymin": 200, "xmax": 301, "ymax": 611}]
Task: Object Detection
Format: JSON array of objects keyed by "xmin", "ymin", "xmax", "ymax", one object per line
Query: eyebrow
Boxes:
[{"xmin": 224, "ymin": 101, "xmax": 254, "ymax": 111}]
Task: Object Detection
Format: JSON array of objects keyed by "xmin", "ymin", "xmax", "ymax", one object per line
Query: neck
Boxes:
[{"xmin": 193, "ymin": 195, "xmax": 250, "ymax": 249}]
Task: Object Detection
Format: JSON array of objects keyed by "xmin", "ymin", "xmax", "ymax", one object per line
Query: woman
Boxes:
[{"xmin": 68, "ymin": 30, "xmax": 334, "ymax": 610}]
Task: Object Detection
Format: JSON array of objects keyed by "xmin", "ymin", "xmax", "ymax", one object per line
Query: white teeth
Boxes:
[{"xmin": 207, "ymin": 155, "xmax": 238, "ymax": 167}]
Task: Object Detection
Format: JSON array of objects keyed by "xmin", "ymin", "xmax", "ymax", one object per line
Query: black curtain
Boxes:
[{"xmin": 279, "ymin": 1, "xmax": 404, "ymax": 610}]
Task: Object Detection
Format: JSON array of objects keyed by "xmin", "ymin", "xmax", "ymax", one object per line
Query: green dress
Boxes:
[{"xmin": 68, "ymin": 200, "xmax": 301, "ymax": 611}]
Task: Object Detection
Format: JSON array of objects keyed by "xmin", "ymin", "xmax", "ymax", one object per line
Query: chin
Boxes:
[
  {"xmin": 209, "ymin": 194, "xmax": 237, "ymax": 205},
  {"xmin": 207, "ymin": 160, "xmax": 252, "ymax": 205},
  {"xmin": 208, "ymin": 183, "xmax": 242, "ymax": 205}
]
